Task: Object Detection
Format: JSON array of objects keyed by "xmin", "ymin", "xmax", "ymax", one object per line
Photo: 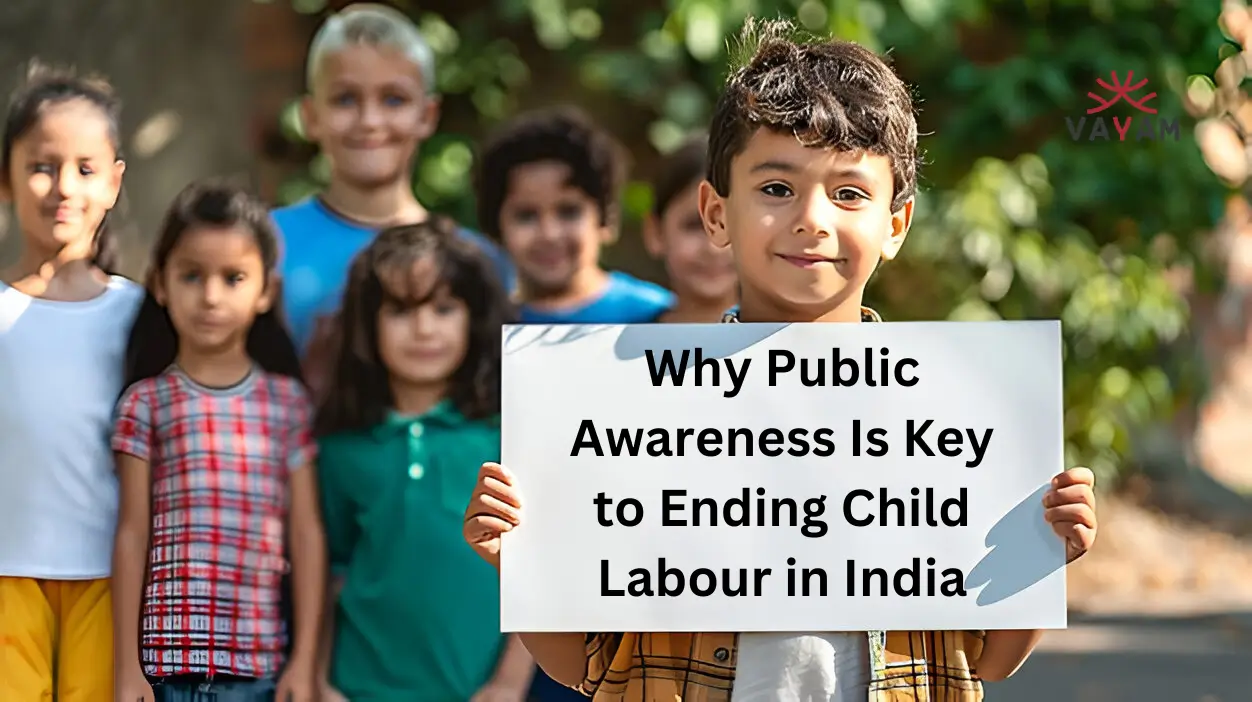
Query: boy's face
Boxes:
[
  {"xmin": 497, "ymin": 160, "xmax": 610, "ymax": 297},
  {"xmin": 302, "ymin": 44, "xmax": 438, "ymax": 190},
  {"xmin": 645, "ymin": 182, "xmax": 737, "ymax": 304},
  {"xmin": 699, "ymin": 128, "xmax": 912, "ymax": 321}
]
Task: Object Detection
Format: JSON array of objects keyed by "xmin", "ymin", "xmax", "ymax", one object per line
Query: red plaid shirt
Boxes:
[{"xmin": 112, "ymin": 366, "xmax": 315, "ymax": 678}]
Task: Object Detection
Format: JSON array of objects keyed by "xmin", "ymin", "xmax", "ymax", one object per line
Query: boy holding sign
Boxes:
[{"xmin": 465, "ymin": 18, "xmax": 1097, "ymax": 702}]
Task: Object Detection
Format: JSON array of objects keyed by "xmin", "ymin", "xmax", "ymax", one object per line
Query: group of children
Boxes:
[{"xmin": 0, "ymin": 3, "xmax": 1098, "ymax": 702}]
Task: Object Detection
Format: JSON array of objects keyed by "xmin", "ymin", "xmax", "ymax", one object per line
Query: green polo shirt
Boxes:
[{"xmin": 318, "ymin": 402, "xmax": 505, "ymax": 701}]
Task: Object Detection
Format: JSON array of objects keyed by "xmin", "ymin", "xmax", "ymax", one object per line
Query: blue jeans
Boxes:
[
  {"xmin": 152, "ymin": 677, "xmax": 276, "ymax": 702},
  {"xmin": 529, "ymin": 671, "xmax": 587, "ymax": 702}
]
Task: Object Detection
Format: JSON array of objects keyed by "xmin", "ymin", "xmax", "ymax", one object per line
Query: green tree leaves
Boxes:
[{"xmin": 273, "ymin": 0, "xmax": 1240, "ymax": 483}]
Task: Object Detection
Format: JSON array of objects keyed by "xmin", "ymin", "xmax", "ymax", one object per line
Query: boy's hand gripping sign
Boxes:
[{"xmin": 499, "ymin": 321, "xmax": 1067, "ymax": 633}]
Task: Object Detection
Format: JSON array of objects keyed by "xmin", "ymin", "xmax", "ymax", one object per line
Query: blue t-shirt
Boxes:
[
  {"xmin": 273, "ymin": 198, "xmax": 514, "ymax": 352},
  {"xmin": 518, "ymin": 271, "xmax": 673, "ymax": 324}
]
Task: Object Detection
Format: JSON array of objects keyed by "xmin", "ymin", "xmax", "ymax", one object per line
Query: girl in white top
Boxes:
[{"xmin": 0, "ymin": 63, "xmax": 143, "ymax": 702}]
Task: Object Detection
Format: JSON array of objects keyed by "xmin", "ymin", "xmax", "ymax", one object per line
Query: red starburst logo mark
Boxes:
[{"xmin": 1087, "ymin": 70, "xmax": 1157, "ymax": 115}]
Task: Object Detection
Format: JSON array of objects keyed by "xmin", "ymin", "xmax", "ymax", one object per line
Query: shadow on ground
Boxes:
[{"xmin": 990, "ymin": 612, "xmax": 1252, "ymax": 701}]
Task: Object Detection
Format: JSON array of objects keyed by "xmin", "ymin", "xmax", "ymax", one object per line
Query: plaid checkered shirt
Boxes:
[
  {"xmin": 574, "ymin": 308, "xmax": 985, "ymax": 702},
  {"xmin": 112, "ymin": 365, "xmax": 315, "ymax": 678}
]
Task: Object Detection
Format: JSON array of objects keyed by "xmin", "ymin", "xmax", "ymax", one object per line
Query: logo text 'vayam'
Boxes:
[{"xmin": 1065, "ymin": 70, "xmax": 1179, "ymax": 143}]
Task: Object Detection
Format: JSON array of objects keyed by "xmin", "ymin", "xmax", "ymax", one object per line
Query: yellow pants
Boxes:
[{"xmin": 0, "ymin": 577, "xmax": 113, "ymax": 701}]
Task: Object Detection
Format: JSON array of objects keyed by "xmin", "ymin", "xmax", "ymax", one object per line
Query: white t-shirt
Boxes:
[
  {"xmin": 732, "ymin": 633, "xmax": 870, "ymax": 702},
  {"xmin": 0, "ymin": 276, "xmax": 144, "ymax": 579}
]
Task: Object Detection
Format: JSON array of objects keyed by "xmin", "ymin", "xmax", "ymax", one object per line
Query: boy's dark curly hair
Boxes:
[
  {"xmin": 651, "ymin": 135, "xmax": 707, "ymax": 217},
  {"xmin": 473, "ymin": 106, "xmax": 629, "ymax": 240},
  {"xmin": 708, "ymin": 18, "xmax": 920, "ymax": 212}
]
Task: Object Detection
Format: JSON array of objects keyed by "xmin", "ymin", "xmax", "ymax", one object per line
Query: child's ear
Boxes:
[
  {"xmin": 257, "ymin": 273, "xmax": 278, "ymax": 315},
  {"xmin": 642, "ymin": 214, "xmax": 664, "ymax": 258},
  {"xmin": 415, "ymin": 94, "xmax": 441, "ymax": 140},
  {"xmin": 880, "ymin": 198, "xmax": 914, "ymax": 262},
  {"xmin": 698, "ymin": 180, "xmax": 730, "ymax": 249},
  {"xmin": 599, "ymin": 204, "xmax": 620, "ymax": 245},
  {"xmin": 150, "ymin": 270, "xmax": 167, "ymax": 306},
  {"xmin": 299, "ymin": 95, "xmax": 320, "ymax": 142},
  {"xmin": 105, "ymin": 159, "xmax": 126, "ymax": 210}
]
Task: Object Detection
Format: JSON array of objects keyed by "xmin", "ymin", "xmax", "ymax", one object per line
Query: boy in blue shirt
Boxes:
[
  {"xmin": 474, "ymin": 107, "xmax": 671, "ymax": 700},
  {"xmin": 274, "ymin": 3, "xmax": 512, "ymax": 356},
  {"xmin": 473, "ymin": 107, "xmax": 673, "ymax": 325}
]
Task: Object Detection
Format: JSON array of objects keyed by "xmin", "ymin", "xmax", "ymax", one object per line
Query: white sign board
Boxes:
[{"xmin": 500, "ymin": 321, "xmax": 1066, "ymax": 633}]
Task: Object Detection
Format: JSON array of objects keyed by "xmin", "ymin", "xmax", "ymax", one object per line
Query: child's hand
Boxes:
[
  {"xmin": 470, "ymin": 681, "xmax": 528, "ymax": 702},
  {"xmin": 1042, "ymin": 467, "xmax": 1097, "ymax": 563},
  {"xmin": 463, "ymin": 462, "xmax": 523, "ymax": 570},
  {"xmin": 319, "ymin": 681, "xmax": 350, "ymax": 702},
  {"xmin": 114, "ymin": 667, "xmax": 155, "ymax": 702},
  {"xmin": 276, "ymin": 658, "xmax": 317, "ymax": 702}
]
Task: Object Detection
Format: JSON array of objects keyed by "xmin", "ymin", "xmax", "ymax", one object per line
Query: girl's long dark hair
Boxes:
[
  {"xmin": 123, "ymin": 181, "xmax": 302, "ymax": 389},
  {"xmin": 3, "ymin": 62, "xmax": 124, "ymax": 274},
  {"xmin": 314, "ymin": 217, "xmax": 512, "ymax": 436}
]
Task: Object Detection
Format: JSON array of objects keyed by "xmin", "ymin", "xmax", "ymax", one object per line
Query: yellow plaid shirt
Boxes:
[{"xmin": 572, "ymin": 307, "xmax": 986, "ymax": 702}]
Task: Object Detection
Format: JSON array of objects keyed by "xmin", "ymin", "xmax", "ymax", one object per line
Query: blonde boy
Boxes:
[
  {"xmin": 284, "ymin": 6, "xmax": 528, "ymax": 702},
  {"xmin": 274, "ymin": 3, "xmax": 512, "ymax": 356}
]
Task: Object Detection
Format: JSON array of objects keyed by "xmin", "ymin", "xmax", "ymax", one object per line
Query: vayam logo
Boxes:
[{"xmin": 1065, "ymin": 70, "xmax": 1180, "ymax": 143}]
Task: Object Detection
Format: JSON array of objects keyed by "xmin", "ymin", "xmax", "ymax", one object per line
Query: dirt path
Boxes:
[{"xmin": 1066, "ymin": 495, "xmax": 1252, "ymax": 615}]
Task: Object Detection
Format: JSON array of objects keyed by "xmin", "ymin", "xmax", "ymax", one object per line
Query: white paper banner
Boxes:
[{"xmin": 500, "ymin": 321, "xmax": 1067, "ymax": 633}]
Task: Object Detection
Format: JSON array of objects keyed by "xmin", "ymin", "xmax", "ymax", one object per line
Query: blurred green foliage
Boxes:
[{"xmin": 269, "ymin": 0, "xmax": 1237, "ymax": 486}]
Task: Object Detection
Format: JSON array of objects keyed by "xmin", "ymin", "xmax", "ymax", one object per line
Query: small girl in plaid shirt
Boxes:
[{"xmin": 110, "ymin": 181, "xmax": 328, "ymax": 702}]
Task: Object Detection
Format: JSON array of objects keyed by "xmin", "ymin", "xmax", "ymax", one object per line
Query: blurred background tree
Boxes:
[{"xmin": 265, "ymin": 0, "xmax": 1240, "ymax": 486}]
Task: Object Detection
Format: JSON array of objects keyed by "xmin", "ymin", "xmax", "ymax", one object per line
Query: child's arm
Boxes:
[
  {"xmin": 287, "ymin": 462, "xmax": 328, "ymax": 666},
  {"xmin": 111, "ymin": 453, "xmax": 152, "ymax": 682},
  {"xmin": 110, "ymin": 386, "xmax": 157, "ymax": 696},
  {"xmin": 464, "ymin": 462, "xmax": 594, "ymax": 689},
  {"xmin": 317, "ymin": 574, "xmax": 344, "ymax": 690},
  {"xmin": 976, "ymin": 629, "xmax": 1044, "ymax": 681},
  {"xmin": 281, "ymin": 386, "xmax": 327, "ymax": 691},
  {"xmin": 976, "ymin": 468, "xmax": 1096, "ymax": 682},
  {"xmin": 516, "ymin": 633, "xmax": 589, "ymax": 688},
  {"xmin": 475, "ymin": 634, "xmax": 536, "ymax": 699}
]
